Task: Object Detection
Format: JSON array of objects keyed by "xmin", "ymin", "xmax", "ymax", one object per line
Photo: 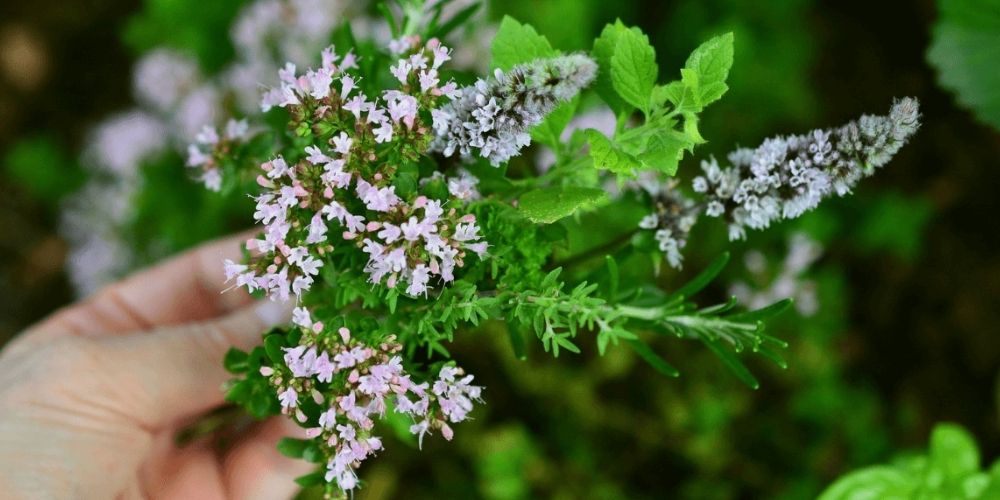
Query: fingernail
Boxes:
[{"xmin": 255, "ymin": 300, "xmax": 293, "ymax": 327}]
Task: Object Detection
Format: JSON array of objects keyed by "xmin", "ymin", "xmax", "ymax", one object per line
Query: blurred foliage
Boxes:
[
  {"xmin": 928, "ymin": 0, "xmax": 1000, "ymax": 131},
  {"xmin": 2, "ymin": 135, "xmax": 84, "ymax": 203},
  {"xmin": 122, "ymin": 0, "xmax": 248, "ymax": 72},
  {"xmin": 820, "ymin": 423, "xmax": 1000, "ymax": 500}
]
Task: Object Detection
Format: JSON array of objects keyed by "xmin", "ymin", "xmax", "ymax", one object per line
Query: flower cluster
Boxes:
[
  {"xmin": 225, "ymin": 42, "xmax": 489, "ymax": 300},
  {"xmin": 636, "ymin": 98, "xmax": 920, "ymax": 268},
  {"xmin": 430, "ymin": 54, "xmax": 598, "ymax": 165},
  {"xmin": 638, "ymin": 182, "xmax": 699, "ymax": 269},
  {"xmin": 693, "ymin": 98, "xmax": 921, "ymax": 240},
  {"xmin": 264, "ymin": 314, "xmax": 482, "ymax": 493},
  {"xmin": 185, "ymin": 119, "xmax": 250, "ymax": 191}
]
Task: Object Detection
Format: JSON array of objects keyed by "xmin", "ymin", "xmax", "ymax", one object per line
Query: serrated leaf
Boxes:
[
  {"xmin": 519, "ymin": 186, "xmax": 608, "ymax": 224},
  {"xmin": 591, "ymin": 20, "xmax": 634, "ymax": 115},
  {"xmin": 585, "ymin": 129, "xmax": 640, "ymax": 175},
  {"xmin": 684, "ymin": 32, "xmax": 734, "ymax": 107},
  {"xmin": 928, "ymin": 0, "xmax": 1000, "ymax": 130},
  {"xmin": 491, "ymin": 16, "xmax": 556, "ymax": 71},
  {"xmin": 627, "ymin": 339, "xmax": 680, "ymax": 377},
  {"xmin": 610, "ymin": 26, "xmax": 658, "ymax": 115},
  {"xmin": 635, "ymin": 127, "xmax": 694, "ymax": 176}
]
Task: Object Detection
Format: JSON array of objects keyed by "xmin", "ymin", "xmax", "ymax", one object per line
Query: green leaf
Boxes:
[
  {"xmin": 818, "ymin": 467, "xmax": 915, "ymax": 500},
  {"xmin": 591, "ymin": 20, "xmax": 634, "ymax": 115},
  {"xmin": 929, "ymin": 423, "xmax": 981, "ymax": 479},
  {"xmin": 702, "ymin": 337, "xmax": 759, "ymax": 389},
  {"xmin": 633, "ymin": 126, "xmax": 694, "ymax": 176},
  {"xmin": 585, "ymin": 129, "xmax": 640, "ymax": 175},
  {"xmin": 263, "ymin": 334, "xmax": 285, "ymax": 364},
  {"xmin": 506, "ymin": 321, "xmax": 528, "ymax": 360},
  {"xmin": 627, "ymin": 339, "xmax": 680, "ymax": 377},
  {"xmin": 491, "ymin": 16, "xmax": 556, "ymax": 71},
  {"xmin": 610, "ymin": 25, "xmax": 658, "ymax": 116},
  {"xmin": 531, "ymin": 98, "xmax": 578, "ymax": 149},
  {"xmin": 276, "ymin": 437, "xmax": 310, "ymax": 459},
  {"xmin": 3, "ymin": 135, "xmax": 84, "ymax": 203},
  {"xmin": 683, "ymin": 32, "xmax": 734, "ymax": 107},
  {"xmin": 519, "ymin": 186, "xmax": 608, "ymax": 224},
  {"xmin": 293, "ymin": 470, "xmax": 326, "ymax": 487},
  {"xmin": 672, "ymin": 252, "xmax": 730, "ymax": 299},
  {"xmin": 928, "ymin": 0, "xmax": 1000, "ymax": 130},
  {"xmin": 726, "ymin": 298, "xmax": 794, "ymax": 323},
  {"xmin": 223, "ymin": 348, "xmax": 249, "ymax": 374}
]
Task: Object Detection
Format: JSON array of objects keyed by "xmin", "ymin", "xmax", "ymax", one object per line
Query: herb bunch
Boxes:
[{"xmin": 206, "ymin": 3, "xmax": 920, "ymax": 496}]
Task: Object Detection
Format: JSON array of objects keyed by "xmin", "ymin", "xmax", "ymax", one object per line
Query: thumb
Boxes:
[{"xmin": 98, "ymin": 300, "xmax": 292, "ymax": 429}]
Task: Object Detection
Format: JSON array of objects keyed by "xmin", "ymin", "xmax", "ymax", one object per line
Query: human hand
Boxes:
[{"xmin": 0, "ymin": 234, "xmax": 308, "ymax": 499}]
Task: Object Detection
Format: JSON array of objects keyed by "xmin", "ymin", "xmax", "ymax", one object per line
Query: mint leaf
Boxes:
[
  {"xmin": 684, "ymin": 32, "xmax": 734, "ymax": 107},
  {"xmin": 609, "ymin": 25, "xmax": 657, "ymax": 116},
  {"xmin": 531, "ymin": 98, "xmax": 578, "ymax": 149},
  {"xmin": 617, "ymin": 121, "xmax": 695, "ymax": 176},
  {"xmin": 928, "ymin": 0, "xmax": 1000, "ymax": 130},
  {"xmin": 519, "ymin": 186, "xmax": 608, "ymax": 224},
  {"xmin": 585, "ymin": 129, "xmax": 639, "ymax": 175},
  {"xmin": 491, "ymin": 16, "xmax": 556, "ymax": 71},
  {"xmin": 818, "ymin": 467, "xmax": 915, "ymax": 500},
  {"xmin": 591, "ymin": 20, "xmax": 634, "ymax": 115}
]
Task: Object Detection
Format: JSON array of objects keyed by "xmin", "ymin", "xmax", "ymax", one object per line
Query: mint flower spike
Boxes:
[
  {"xmin": 693, "ymin": 97, "xmax": 921, "ymax": 240},
  {"xmin": 431, "ymin": 53, "xmax": 598, "ymax": 166}
]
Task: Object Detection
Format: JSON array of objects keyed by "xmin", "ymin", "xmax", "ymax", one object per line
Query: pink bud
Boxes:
[
  {"xmin": 343, "ymin": 231, "xmax": 356, "ymax": 240},
  {"xmin": 387, "ymin": 275, "xmax": 397, "ymax": 288},
  {"xmin": 312, "ymin": 321, "xmax": 324, "ymax": 333},
  {"xmin": 338, "ymin": 327, "xmax": 351, "ymax": 342},
  {"xmin": 460, "ymin": 214, "xmax": 476, "ymax": 223},
  {"xmin": 256, "ymin": 175, "xmax": 272, "ymax": 187},
  {"xmin": 441, "ymin": 423, "xmax": 454, "ymax": 441},
  {"xmin": 366, "ymin": 221, "xmax": 381, "ymax": 232},
  {"xmin": 348, "ymin": 370, "xmax": 359, "ymax": 383},
  {"xmin": 373, "ymin": 172, "xmax": 383, "ymax": 181},
  {"xmin": 261, "ymin": 161, "xmax": 273, "ymax": 171},
  {"xmin": 328, "ymin": 435, "xmax": 338, "ymax": 446},
  {"xmin": 414, "ymin": 195, "xmax": 428, "ymax": 208},
  {"xmin": 259, "ymin": 366, "xmax": 275, "ymax": 376},
  {"xmin": 305, "ymin": 427, "xmax": 322, "ymax": 438},
  {"xmin": 324, "ymin": 186, "xmax": 334, "ymax": 198}
]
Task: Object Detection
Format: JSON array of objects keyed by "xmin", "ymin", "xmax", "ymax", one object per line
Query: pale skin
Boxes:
[{"xmin": 0, "ymin": 234, "xmax": 310, "ymax": 499}]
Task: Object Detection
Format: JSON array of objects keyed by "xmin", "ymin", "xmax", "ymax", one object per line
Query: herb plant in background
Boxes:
[
  {"xmin": 820, "ymin": 423, "xmax": 1000, "ymax": 500},
  {"xmin": 184, "ymin": 1, "xmax": 925, "ymax": 494}
]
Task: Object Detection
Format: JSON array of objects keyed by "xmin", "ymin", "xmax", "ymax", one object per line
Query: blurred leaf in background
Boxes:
[
  {"xmin": 123, "ymin": 0, "xmax": 248, "ymax": 72},
  {"xmin": 2, "ymin": 135, "xmax": 83, "ymax": 203},
  {"xmin": 928, "ymin": 0, "xmax": 1000, "ymax": 131}
]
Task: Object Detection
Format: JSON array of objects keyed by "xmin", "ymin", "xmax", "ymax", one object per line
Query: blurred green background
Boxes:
[{"xmin": 1, "ymin": 0, "xmax": 999, "ymax": 498}]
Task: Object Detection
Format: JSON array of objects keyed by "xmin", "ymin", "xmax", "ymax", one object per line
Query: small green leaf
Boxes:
[
  {"xmin": 491, "ymin": 16, "xmax": 557, "ymax": 71},
  {"xmin": 277, "ymin": 437, "xmax": 310, "ymax": 459},
  {"xmin": 591, "ymin": 20, "xmax": 634, "ymax": 115},
  {"xmin": 532, "ymin": 98, "xmax": 578, "ymax": 149},
  {"xmin": 727, "ymin": 298, "xmax": 794, "ymax": 323},
  {"xmin": 293, "ymin": 470, "xmax": 326, "ymax": 487},
  {"xmin": 627, "ymin": 339, "xmax": 680, "ymax": 377},
  {"xmin": 930, "ymin": 423, "xmax": 981, "ymax": 479},
  {"xmin": 585, "ymin": 129, "xmax": 640, "ymax": 175},
  {"xmin": 506, "ymin": 321, "xmax": 527, "ymax": 360},
  {"xmin": 672, "ymin": 252, "xmax": 730, "ymax": 299},
  {"xmin": 684, "ymin": 32, "xmax": 734, "ymax": 107},
  {"xmin": 610, "ymin": 25, "xmax": 658, "ymax": 115},
  {"xmin": 263, "ymin": 334, "xmax": 286, "ymax": 364},
  {"xmin": 223, "ymin": 348, "xmax": 249, "ymax": 374},
  {"xmin": 519, "ymin": 186, "xmax": 608, "ymax": 224},
  {"xmin": 702, "ymin": 337, "xmax": 759, "ymax": 389}
]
